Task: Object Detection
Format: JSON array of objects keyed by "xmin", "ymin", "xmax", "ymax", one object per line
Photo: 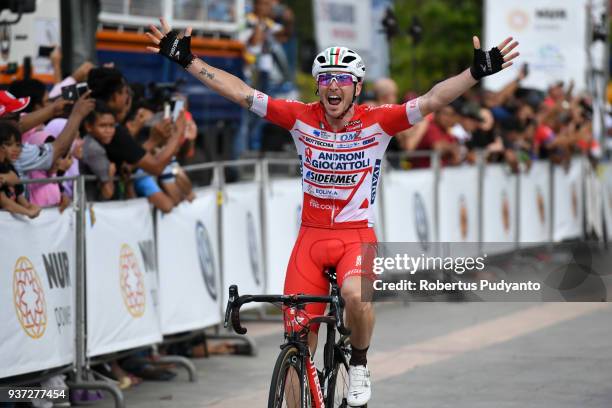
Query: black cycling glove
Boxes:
[
  {"xmin": 158, "ymin": 30, "xmax": 195, "ymax": 69},
  {"xmin": 470, "ymin": 46, "xmax": 504, "ymax": 80}
]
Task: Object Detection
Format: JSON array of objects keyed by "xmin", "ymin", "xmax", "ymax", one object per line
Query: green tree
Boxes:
[{"xmin": 390, "ymin": 0, "xmax": 482, "ymax": 96}]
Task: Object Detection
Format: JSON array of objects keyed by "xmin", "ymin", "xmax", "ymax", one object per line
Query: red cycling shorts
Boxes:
[{"xmin": 283, "ymin": 225, "xmax": 377, "ymax": 332}]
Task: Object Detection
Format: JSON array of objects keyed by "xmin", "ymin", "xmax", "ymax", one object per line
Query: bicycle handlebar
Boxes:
[{"xmin": 224, "ymin": 285, "xmax": 351, "ymax": 336}]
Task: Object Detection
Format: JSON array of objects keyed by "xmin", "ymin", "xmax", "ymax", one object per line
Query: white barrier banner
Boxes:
[
  {"xmin": 584, "ymin": 164, "xmax": 603, "ymax": 238},
  {"xmin": 601, "ymin": 164, "xmax": 612, "ymax": 236},
  {"xmin": 438, "ymin": 166, "xmax": 479, "ymax": 243},
  {"xmin": 382, "ymin": 169, "xmax": 436, "ymax": 250},
  {"xmin": 553, "ymin": 159, "xmax": 584, "ymax": 241},
  {"xmin": 482, "ymin": 165, "xmax": 517, "ymax": 253},
  {"xmin": 519, "ymin": 161, "xmax": 551, "ymax": 243},
  {"xmin": 265, "ymin": 178, "xmax": 302, "ymax": 295},
  {"xmin": 222, "ymin": 182, "xmax": 265, "ymax": 307},
  {"xmin": 0, "ymin": 209, "xmax": 75, "ymax": 378},
  {"xmin": 86, "ymin": 200, "xmax": 161, "ymax": 357},
  {"xmin": 157, "ymin": 188, "xmax": 221, "ymax": 335}
]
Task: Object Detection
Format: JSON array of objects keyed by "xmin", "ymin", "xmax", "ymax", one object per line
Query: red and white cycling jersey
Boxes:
[{"xmin": 251, "ymin": 91, "xmax": 423, "ymax": 229}]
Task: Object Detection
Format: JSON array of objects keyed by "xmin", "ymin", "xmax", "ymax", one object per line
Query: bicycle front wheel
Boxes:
[
  {"xmin": 325, "ymin": 335, "xmax": 351, "ymax": 408},
  {"xmin": 268, "ymin": 345, "xmax": 309, "ymax": 408}
]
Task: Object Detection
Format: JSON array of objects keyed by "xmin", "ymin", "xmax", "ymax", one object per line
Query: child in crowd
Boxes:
[
  {"xmin": 80, "ymin": 102, "xmax": 117, "ymax": 200},
  {"xmin": 0, "ymin": 122, "xmax": 41, "ymax": 218},
  {"xmin": 26, "ymin": 132, "xmax": 74, "ymax": 210}
]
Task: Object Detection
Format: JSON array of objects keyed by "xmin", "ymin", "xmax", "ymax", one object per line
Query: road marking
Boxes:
[
  {"xmin": 369, "ymin": 302, "xmax": 610, "ymax": 381},
  {"xmin": 204, "ymin": 303, "xmax": 609, "ymax": 407}
]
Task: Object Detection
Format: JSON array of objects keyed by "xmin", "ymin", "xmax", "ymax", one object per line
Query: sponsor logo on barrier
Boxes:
[
  {"xmin": 119, "ymin": 244, "xmax": 146, "ymax": 318},
  {"xmin": 13, "ymin": 257, "xmax": 47, "ymax": 339},
  {"xmin": 42, "ymin": 252, "xmax": 73, "ymax": 334},
  {"xmin": 42, "ymin": 252, "xmax": 71, "ymax": 289},
  {"xmin": 246, "ymin": 212, "xmax": 261, "ymax": 286},
  {"xmin": 370, "ymin": 159, "xmax": 381, "ymax": 204},
  {"xmin": 138, "ymin": 240, "xmax": 157, "ymax": 274},
  {"xmin": 507, "ymin": 9, "xmax": 529, "ymax": 31},
  {"xmin": 502, "ymin": 190, "xmax": 510, "ymax": 233},
  {"xmin": 196, "ymin": 221, "xmax": 218, "ymax": 301},
  {"xmin": 536, "ymin": 186, "xmax": 546, "ymax": 225},
  {"xmin": 536, "ymin": 8, "xmax": 566, "ymax": 20},
  {"xmin": 459, "ymin": 194, "xmax": 468, "ymax": 240},
  {"xmin": 571, "ymin": 182, "xmax": 578, "ymax": 219},
  {"xmin": 414, "ymin": 193, "xmax": 429, "ymax": 250},
  {"xmin": 138, "ymin": 240, "xmax": 158, "ymax": 307}
]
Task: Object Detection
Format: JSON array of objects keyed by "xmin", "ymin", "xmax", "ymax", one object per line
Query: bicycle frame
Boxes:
[
  {"xmin": 283, "ymin": 305, "xmax": 330, "ymax": 408},
  {"xmin": 306, "ymin": 356, "xmax": 325, "ymax": 408},
  {"xmin": 224, "ymin": 283, "xmax": 350, "ymax": 408}
]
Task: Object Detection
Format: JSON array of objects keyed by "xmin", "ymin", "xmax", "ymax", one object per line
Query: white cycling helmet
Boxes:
[{"xmin": 312, "ymin": 46, "xmax": 366, "ymax": 80}]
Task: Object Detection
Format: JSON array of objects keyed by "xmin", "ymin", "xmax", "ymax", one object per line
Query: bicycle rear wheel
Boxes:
[
  {"xmin": 268, "ymin": 345, "xmax": 309, "ymax": 408},
  {"xmin": 325, "ymin": 335, "xmax": 351, "ymax": 408}
]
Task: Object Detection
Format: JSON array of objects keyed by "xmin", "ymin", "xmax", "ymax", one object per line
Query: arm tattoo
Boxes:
[
  {"xmin": 245, "ymin": 94, "xmax": 254, "ymax": 109},
  {"xmin": 199, "ymin": 67, "xmax": 215, "ymax": 81}
]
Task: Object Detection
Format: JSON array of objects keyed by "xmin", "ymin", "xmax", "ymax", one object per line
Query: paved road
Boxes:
[{"xmin": 96, "ymin": 301, "xmax": 612, "ymax": 407}]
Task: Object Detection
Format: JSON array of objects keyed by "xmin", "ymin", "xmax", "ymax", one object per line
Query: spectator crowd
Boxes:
[
  {"xmin": 0, "ymin": 54, "xmax": 199, "ymax": 221},
  {"xmin": 368, "ymin": 64, "xmax": 600, "ymax": 172}
]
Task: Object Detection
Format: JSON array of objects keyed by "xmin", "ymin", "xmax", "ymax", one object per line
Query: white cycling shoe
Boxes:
[{"xmin": 347, "ymin": 364, "xmax": 371, "ymax": 406}]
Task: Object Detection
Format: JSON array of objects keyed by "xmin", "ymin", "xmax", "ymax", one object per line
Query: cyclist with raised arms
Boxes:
[{"xmin": 146, "ymin": 18, "xmax": 518, "ymax": 406}]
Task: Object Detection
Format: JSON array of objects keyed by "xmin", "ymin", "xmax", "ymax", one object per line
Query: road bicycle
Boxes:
[{"xmin": 225, "ymin": 269, "xmax": 366, "ymax": 407}]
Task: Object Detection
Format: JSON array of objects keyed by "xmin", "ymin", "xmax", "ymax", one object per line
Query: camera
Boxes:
[{"xmin": 61, "ymin": 82, "xmax": 89, "ymax": 102}]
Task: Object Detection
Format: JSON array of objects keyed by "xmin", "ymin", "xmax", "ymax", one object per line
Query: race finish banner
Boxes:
[
  {"xmin": 0, "ymin": 209, "xmax": 75, "ymax": 378},
  {"xmin": 519, "ymin": 161, "xmax": 551, "ymax": 244},
  {"xmin": 482, "ymin": 164, "xmax": 518, "ymax": 254},
  {"xmin": 552, "ymin": 159, "xmax": 584, "ymax": 241},
  {"xmin": 221, "ymin": 182, "xmax": 265, "ymax": 308},
  {"xmin": 85, "ymin": 200, "xmax": 162, "ymax": 357},
  {"xmin": 484, "ymin": 0, "xmax": 593, "ymax": 92},
  {"xmin": 264, "ymin": 178, "xmax": 302, "ymax": 295},
  {"xmin": 156, "ymin": 188, "xmax": 221, "ymax": 335}
]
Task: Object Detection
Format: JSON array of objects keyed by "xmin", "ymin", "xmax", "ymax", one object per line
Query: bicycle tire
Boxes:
[
  {"xmin": 325, "ymin": 336, "xmax": 351, "ymax": 408},
  {"xmin": 268, "ymin": 345, "xmax": 309, "ymax": 408}
]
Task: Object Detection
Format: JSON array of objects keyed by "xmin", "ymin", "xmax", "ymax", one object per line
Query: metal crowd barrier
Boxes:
[{"xmin": 0, "ymin": 152, "xmax": 599, "ymax": 408}]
